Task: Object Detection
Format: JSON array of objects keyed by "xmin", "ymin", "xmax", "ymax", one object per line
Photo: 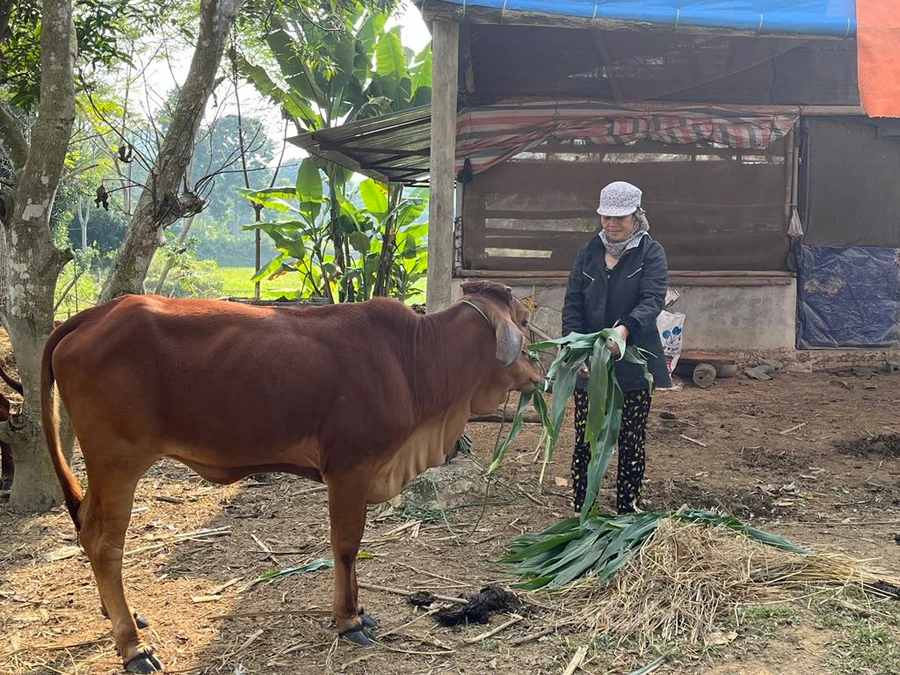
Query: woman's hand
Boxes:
[{"xmin": 607, "ymin": 325, "xmax": 629, "ymax": 357}]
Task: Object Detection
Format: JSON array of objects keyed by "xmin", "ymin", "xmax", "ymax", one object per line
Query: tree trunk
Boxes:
[
  {"xmin": 0, "ymin": 0, "xmax": 77, "ymax": 512},
  {"xmin": 327, "ymin": 165, "xmax": 350, "ymax": 303},
  {"xmin": 99, "ymin": 0, "xmax": 241, "ymax": 302},
  {"xmin": 0, "ymin": 103, "xmax": 29, "ymax": 171}
]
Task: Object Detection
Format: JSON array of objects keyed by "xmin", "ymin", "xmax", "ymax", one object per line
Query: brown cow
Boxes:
[
  {"xmin": 0, "ymin": 361, "xmax": 23, "ymax": 491},
  {"xmin": 41, "ymin": 280, "xmax": 542, "ymax": 673}
]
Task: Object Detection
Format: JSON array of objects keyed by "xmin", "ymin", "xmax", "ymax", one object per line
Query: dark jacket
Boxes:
[{"xmin": 561, "ymin": 235, "xmax": 672, "ymax": 392}]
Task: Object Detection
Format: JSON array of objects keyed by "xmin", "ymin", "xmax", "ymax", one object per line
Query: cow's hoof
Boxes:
[
  {"xmin": 359, "ymin": 611, "xmax": 378, "ymax": 629},
  {"xmin": 0, "ymin": 478, "xmax": 11, "ymax": 491},
  {"xmin": 124, "ymin": 650, "xmax": 163, "ymax": 673},
  {"xmin": 340, "ymin": 625, "xmax": 374, "ymax": 647}
]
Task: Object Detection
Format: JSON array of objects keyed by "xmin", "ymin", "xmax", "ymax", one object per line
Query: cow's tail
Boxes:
[
  {"xmin": 0, "ymin": 360, "xmax": 23, "ymax": 395},
  {"xmin": 41, "ymin": 320, "xmax": 84, "ymax": 531}
]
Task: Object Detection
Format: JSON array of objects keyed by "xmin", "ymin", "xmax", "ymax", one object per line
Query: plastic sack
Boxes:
[{"xmin": 657, "ymin": 309, "xmax": 685, "ymax": 375}]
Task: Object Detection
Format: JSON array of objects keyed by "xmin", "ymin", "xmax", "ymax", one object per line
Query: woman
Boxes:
[{"xmin": 561, "ymin": 181, "xmax": 671, "ymax": 514}]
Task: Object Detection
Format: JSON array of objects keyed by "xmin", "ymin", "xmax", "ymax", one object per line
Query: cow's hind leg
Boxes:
[
  {"xmin": 100, "ymin": 601, "xmax": 151, "ymax": 629},
  {"xmin": 327, "ymin": 479, "xmax": 374, "ymax": 646},
  {"xmin": 79, "ymin": 461, "xmax": 161, "ymax": 673}
]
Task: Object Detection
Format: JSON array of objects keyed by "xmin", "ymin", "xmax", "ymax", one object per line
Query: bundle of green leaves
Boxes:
[
  {"xmin": 490, "ymin": 327, "xmax": 651, "ymax": 517},
  {"xmin": 501, "ymin": 507, "xmax": 807, "ymax": 590},
  {"xmin": 490, "ymin": 329, "xmax": 806, "ymax": 590}
]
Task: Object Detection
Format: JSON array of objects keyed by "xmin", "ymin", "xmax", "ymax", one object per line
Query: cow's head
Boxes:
[{"xmin": 459, "ymin": 281, "xmax": 544, "ymax": 409}]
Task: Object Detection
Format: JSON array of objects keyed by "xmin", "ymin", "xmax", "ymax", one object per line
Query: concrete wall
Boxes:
[{"xmin": 451, "ymin": 277, "xmax": 797, "ymax": 351}]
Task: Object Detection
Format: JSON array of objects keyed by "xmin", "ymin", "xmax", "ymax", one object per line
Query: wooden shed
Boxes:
[{"xmin": 293, "ymin": 0, "xmax": 900, "ymax": 353}]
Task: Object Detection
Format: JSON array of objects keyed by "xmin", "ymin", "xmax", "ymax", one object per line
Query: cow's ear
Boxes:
[{"xmin": 495, "ymin": 318, "xmax": 524, "ymax": 368}]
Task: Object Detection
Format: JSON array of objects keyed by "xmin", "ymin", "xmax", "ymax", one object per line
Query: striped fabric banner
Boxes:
[{"xmin": 455, "ymin": 100, "xmax": 798, "ymax": 176}]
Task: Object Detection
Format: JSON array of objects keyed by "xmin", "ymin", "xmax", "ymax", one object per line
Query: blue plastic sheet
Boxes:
[
  {"xmin": 797, "ymin": 246, "xmax": 900, "ymax": 349},
  {"xmin": 438, "ymin": 1, "xmax": 856, "ymax": 37}
]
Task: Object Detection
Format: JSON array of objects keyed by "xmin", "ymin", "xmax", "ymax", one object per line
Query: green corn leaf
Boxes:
[
  {"xmin": 494, "ymin": 325, "xmax": 653, "ymax": 521},
  {"xmin": 622, "ymin": 345, "xmax": 655, "ymax": 391},
  {"xmin": 629, "ymin": 657, "xmax": 667, "ymax": 675},
  {"xmin": 538, "ymin": 528, "xmax": 606, "ymax": 577},
  {"xmin": 672, "ymin": 508, "xmax": 807, "ymax": 554},
  {"xmin": 257, "ymin": 557, "xmax": 334, "ymax": 581},
  {"xmin": 581, "ymin": 381, "xmax": 623, "ymax": 520},
  {"xmin": 585, "ymin": 340, "xmax": 611, "ymax": 445},
  {"xmin": 502, "ymin": 529, "xmax": 584, "ymax": 563},
  {"xmin": 503, "ymin": 508, "xmax": 806, "ymax": 588},
  {"xmin": 487, "ymin": 391, "xmax": 533, "ymax": 473}
]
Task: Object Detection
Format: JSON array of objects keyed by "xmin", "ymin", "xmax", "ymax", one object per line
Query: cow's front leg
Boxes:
[
  {"xmin": 351, "ymin": 564, "xmax": 377, "ymax": 629},
  {"xmin": 327, "ymin": 478, "xmax": 374, "ymax": 646}
]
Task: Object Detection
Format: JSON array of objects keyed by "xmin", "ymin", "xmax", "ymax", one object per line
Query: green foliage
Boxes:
[
  {"xmin": 255, "ymin": 550, "xmax": 373, "ymax": 583},
  {"xmin": 213, "ymin": 266, "xmax": 309, "ymax": 299},
  {"xmin": 240, "ymin": 7, "xmax": 380, "ymax": 132},
  {"xmin": 236, "ymin": 2, "xmax": 430, "ymax": 303},
  {"xmin": 241, "ymin": 165, "xmax": 427, "ymax": 303},
  {"xmin": 738, "ymin": 604, "xmax": 803, "ymax": 636},
  {"xmin": 144, "ymin": 232, "xmax": 225, "ymax": 298},
  {"xmin": 53, "ymin": 247, "xmax": 106, "ymax": 320},
  {"xmin": 64, "ymin": 205, "xmax": 129, "ymax": 255},
  {"xmin": 193, "ymin": 223, "xmax": 279, "ymax": 268},
  {"xmin": 502, "ymin": 508, "xmax": 807, "ymax": 590},
  {"xmin": 1, "ymin": 0, "xmax": 178, "ymax": 109},
  {"xmin": 257, "ymin": 557, "xmax": 334, "ymax": 581}
]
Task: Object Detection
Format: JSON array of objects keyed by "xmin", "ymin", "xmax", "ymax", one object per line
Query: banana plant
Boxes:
[
  {"xmin": 241, "ymin": 158, "xmax": 427, "ymax": 303},
  {"xmin": 237, "ymin": 6, "xmax": 432, "ymax": 302}
]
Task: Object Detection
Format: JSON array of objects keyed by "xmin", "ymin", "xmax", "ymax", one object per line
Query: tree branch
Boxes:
[{"xmin": 99, "ymin": 0, "xmax": 242, "ymax": 302}]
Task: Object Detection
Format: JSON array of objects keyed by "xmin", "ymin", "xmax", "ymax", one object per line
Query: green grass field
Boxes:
[
  {"xmin": 214, "ymin": 266, "xmax": 304, "ymax": 300},
  {"xmin": 214, "ymin": 266, "xmax": 426, "ymax": 303}
]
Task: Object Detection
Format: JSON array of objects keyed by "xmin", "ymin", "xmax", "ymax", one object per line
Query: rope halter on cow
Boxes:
[{"xmin": 459, "ymin": 298, "xmax": 493, "ymax": 328}]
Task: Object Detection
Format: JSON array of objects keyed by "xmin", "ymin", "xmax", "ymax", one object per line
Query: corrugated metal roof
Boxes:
[
  {"xmin": 418, "ymin": 0, "xmax": 856, "ymax": 37},
  {"xmin": 287, "ymin": 107, "xmax": 432, "ymax": 185}
]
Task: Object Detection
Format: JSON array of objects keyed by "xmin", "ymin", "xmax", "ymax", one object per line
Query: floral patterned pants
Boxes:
[{"xmin": 571, "ymin": 388, "xmax": 652, "ymax": 514}]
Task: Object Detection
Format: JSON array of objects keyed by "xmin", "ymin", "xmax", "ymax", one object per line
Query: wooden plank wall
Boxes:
[{"xmin": 461, "ymin": 140, "xmax": 790, "ymax": 272}]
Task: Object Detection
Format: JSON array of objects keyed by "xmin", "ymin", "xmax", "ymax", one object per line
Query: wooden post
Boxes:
[
  {"xmin": 427, "ymin": 19, "xmax": 459, "ymax": 311},
  {"xmin": 783, "ymin": 128, "xmax": 795, "ymax": 226}
]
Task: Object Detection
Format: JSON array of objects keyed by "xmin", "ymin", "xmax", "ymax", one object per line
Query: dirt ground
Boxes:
[{"xmin": 3, "ymin": 353, "xmax": 900, "ymax": 674}]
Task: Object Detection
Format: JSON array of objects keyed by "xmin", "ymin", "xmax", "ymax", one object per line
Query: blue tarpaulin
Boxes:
[
  {"xmin": 798, "ymin": 246, "xmax": 900, "ymax": 349},
  {"xmin": 439, "ymin": 1, "xmax": 856, "ymax": 37}
]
